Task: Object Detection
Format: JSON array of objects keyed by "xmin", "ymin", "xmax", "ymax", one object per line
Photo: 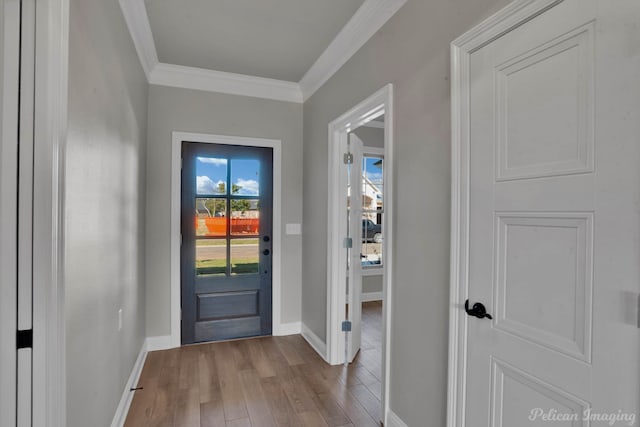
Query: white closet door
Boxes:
[
  {"xmin": 1, "ymin": 0, "xmax": 36, "ymax": 425},
  {"xmin": 0, "ymin": 0, "xmax": 21, "ymax": 425},
  {"xmin": 460, "ymin": 0, "xmax": 640, "ymax": 424}
]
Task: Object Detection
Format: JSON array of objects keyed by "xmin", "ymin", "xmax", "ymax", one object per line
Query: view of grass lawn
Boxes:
[{"xmin": 196, "ymin": 257, "xmax": 258, "ymax": 275}]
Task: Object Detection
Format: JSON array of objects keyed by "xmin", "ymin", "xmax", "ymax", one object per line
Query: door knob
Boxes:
[
  {"xmin": 465, "ymin": 299, "xmax": 492, "ymax": 320},
  {"xmin": 263, "ymin": 249, "xmax": 270, "ymax": 256}
]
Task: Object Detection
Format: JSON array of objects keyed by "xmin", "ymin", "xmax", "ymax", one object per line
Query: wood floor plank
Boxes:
[
  {"xmin": 198, "ymin": 348, "xmax": 222, "ymax": 404},
  {"xmin": 260, "ymin": 375, "xmax": 303, "ymax": 426},
  {"xmin": 328, "ymin": 382, "xmax": 379, "ymax": 427},
  {"xmin": 311, "ymin": 392, "xmax": 351, "ymax": 427},
  {"xmin": 230, "ymin": 340, "xmax": 255, "ymax": 372},
  {"xmin": 238, "ymin": 369, "xmax": 277, "ymax": 427},
  {"xmin": 226, "ymin": 418, "xmax": 252, "ymax": 427},
  {"xmin": 274, "ymin": 336, "xmax": 305, "ymax": 366},
  {"xmin": 215, "ymin": 342, "xmax": 250, "ymax": 421},
  {"xmin": 348, "ymin": 384, "xmax": 381, "ymax": 424},
  {"xmin": 260, "ymin": 337, "xmax": 294, "ymax": 376},
  {"xmin": 173, "ymin": 387, "xmax": 200, "ymax": 427},
  {"xmin": 299, "ymin": 410, "xmax": 331, "ymax": 427},
  {"xmin": 148, "ymin": 370, "xmax": 179, "ymax": 426},
  {"xmin": 200, "ymin": 399, "xmax": 226, "ymax": 427},
  {"xmin": 244, "ymin": 338, "xmax": 276, "ymax": 378},
  {"xmin": 280, "ymin": 370, "xmax": 318, "ymax": 414}
]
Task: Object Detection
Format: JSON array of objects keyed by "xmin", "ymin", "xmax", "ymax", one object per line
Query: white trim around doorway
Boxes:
[
  {"xmin": 170, "ymin": 131, "xmax": 283, "ymax": 348},
  {"xmin": 326, "ymin": 84, "xmax": 394, "ymax": 425}
]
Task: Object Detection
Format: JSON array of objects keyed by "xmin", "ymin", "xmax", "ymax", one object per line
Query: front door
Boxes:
[
  {"xmin": 461, "ymin": 0, "xmax": 640, "ymax": 425},
  {"xmin": 181, "ymin": 142, "xmax": 273, "ymax": 344}
]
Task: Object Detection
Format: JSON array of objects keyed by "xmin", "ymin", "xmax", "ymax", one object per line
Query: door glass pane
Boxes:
[
  {"xmin": 196, "ymin": 239, "xmax": 227, "ymax": 276},
  {"xmin": 230, "ymin": 238, "xmax": 259, "ymax": 275},
  {"xmin": 196, "ymin": 156, "xmax": 227, "ymax": 195},
  {"xmin": 231, "ymin": 199, "xmax": 259, "ymax": 236},
  {"xmin": 231, "ymin": 159, "xmax": 260, "ymax": 196},
  {"xmin": 195, "ymin": 198, "xmax": 227, "ymax": 237}
]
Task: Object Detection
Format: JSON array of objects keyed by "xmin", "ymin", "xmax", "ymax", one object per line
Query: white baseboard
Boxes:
[
  {"xmin": 301, "ymin": 323, "xmax": 328, "ymax": 363},
  {"xmin": 110, "ymin": 341, "xmax": 147, "ymax": 427},
  {"xmin": 274, "ymin": 321, "xmax": 301, "ymax": 336},
  {"xmin": 386, "ymin": 409, "xmax": 409, "ymax": 427},
  {"xmin": 361, "ymin": 291, "xmax": 383, "ymax": 302},
  {"xmin": 146, "ymin": 335, "xmax": 172, "ymax": 352}
]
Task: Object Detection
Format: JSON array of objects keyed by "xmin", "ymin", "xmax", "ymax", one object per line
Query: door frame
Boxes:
[
  {"xmin": 326, "ymin": 84, "xmax": 393, "ymax": 423},
  {"xmin": 171, "ymin": 131, "xmax": 283, "ymax": 347},
  {"xmin": 447, "ymin": 1, "xmax": 566, "ymax": 426}
]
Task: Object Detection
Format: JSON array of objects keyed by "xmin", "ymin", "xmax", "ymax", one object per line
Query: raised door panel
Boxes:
[
  {"xmin": 494, "ymin": 213, "xmax": 593, "ymax": 362},
  {"xmin": 496, "ymin": 24, "xmax": 595, "ymax": 181}
]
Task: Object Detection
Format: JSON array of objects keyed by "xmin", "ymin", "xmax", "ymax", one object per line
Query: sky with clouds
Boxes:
[
  {"xmin": 196, "ymin": 157, "xmax": 260, "ymax": 196},
  {"xmin": 363, "ymin": 157, "xmax": 383, "ymax": 186}
]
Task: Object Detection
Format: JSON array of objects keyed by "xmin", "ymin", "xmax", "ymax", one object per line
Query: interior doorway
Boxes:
[{"xmin": 326, "ymin": 84, "xmax": 394, "ymax": 425}]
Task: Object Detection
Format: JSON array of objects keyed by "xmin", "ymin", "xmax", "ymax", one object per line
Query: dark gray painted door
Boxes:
[{"xmin": 181, "ymin": 142, "xmax": 273, "ymax": 344}]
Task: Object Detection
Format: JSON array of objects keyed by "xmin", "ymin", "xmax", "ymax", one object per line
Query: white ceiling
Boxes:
[
  {"xmin": 145, "ymin": 0, "xmax": 365, "ymax": 82},
  {"xmin": 119, "ymin": 0, "xmax": 406, "ymax": 102}
]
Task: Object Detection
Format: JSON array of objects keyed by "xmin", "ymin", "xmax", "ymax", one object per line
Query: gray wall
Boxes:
[
  {"xmin": 65, "ymin": 0, "xmax": 148, "ymax": 425},
  {"xmin": 301, "ymin": 0, "xmax": 508, "ymax": 424},
  {"xmin": 145, "ymin": 86, "xmax": 303, "ymax": 337}
]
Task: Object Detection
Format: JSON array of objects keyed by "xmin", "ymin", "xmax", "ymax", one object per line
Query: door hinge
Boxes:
[
  {"xmin": 16, "ymin": 329, "xmax": 33, "ymax": 349},
  {"xmin": 341, "ymin": 321, "xmax": 352, "ymax": 332},
  {"xmin": 344, "ymin": 237, "xmax": 353, "ymax": 248},
  {"xmin": 343, "ymin": 152, "xmax": 353, "ymax": 164}
]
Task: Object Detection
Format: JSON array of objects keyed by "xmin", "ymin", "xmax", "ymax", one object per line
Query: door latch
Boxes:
[{"xmin": 464, "ymin": 300, "xmax": 492, "ymax": 320}]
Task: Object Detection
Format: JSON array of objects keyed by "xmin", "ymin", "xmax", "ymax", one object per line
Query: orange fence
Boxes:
[{"xmin": 195, "ymin": 217, "xmax": 259, "ymax": 235}]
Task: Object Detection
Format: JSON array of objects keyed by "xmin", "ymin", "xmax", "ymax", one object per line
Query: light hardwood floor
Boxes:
[{"xmin": 125, "ymin": 302, "xmax": 383, "ymax": 427}]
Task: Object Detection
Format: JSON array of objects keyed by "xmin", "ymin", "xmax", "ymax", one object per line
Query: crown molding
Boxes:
[
  {"xmin": 118, "ymin": 0, "xmax": 158, "ymax": 79},
  {"xmin": 299, "ymin": 0, "xmax": 407, "ymax": 101},
  {"xmin": 119, "ymin": 0, "xmax": 406, "ymax": 104},
  {"xmin": 150, "ymin": 63, "xmax": 303, "ymax": 103}
]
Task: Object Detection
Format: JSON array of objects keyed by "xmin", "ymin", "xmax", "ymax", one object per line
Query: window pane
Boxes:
[
  {"xmin": 196, "ymin": 239, "xmax": 227, "ymax": 276},
  {"xmin": 195, "ymin": 198, "xmax": 227, "ymax": 237},
  {"xmin": 231, "ymin": 159, "xmax": 260, "ymax": 196},
  {"xmin": 196, "ymin": 157, "xmax": 227, "ymax": 195},
  {"xmin": 361, "ymin": 215, "xmax": 383, "ymax": 267},
  {"xmin": 231, "ymin": 199, "xmax": 259, "ymax": 236},
  {"xmin": 362, "ymin": 156, "xmax": 383, "ymax": 208},
  {"xmin": 231, "ymin": 239, "xmax": 259, "ymax": 275},
  {"xmin": 361, "ymin": 155, "xmax": 383, "ymax": 268}
]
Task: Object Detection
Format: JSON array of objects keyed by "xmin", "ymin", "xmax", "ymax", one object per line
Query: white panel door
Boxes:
[
  {"xmin": 465, "ymin": 0, "xmax": 640, "ymax": 425},
  {"xmin": 0, "ymin": 0, "xmax": 20, "ymax": 426},
  {"xmin": 1, "ymin": 1, "xmax": 36, "ymax": 425},
  {"xmin": 347, "ymin": 133, "xmax": 363, "ymax": 362}
]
